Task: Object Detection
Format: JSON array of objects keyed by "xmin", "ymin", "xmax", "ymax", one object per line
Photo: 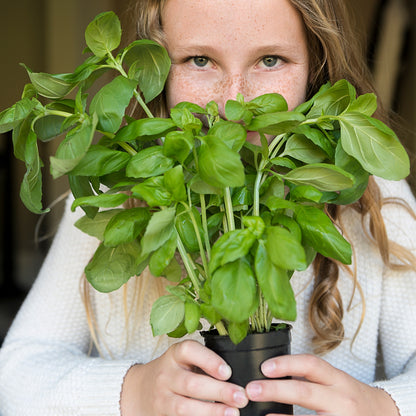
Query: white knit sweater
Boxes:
[{"xmin": 1, "ymin": 178, "xmax": 416, "ymax": 416}]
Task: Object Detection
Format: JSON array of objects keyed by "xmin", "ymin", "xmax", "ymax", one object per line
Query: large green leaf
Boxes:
[
  {"xmin": 131, "ymin": 176, "xmax": 172, "ymax": 207},
  {"xmin": 85, "ymin": 240, "xmax": 141, "ymax": 292},
  {"xmin": 126, "ymin": 147, "xmax": 174, "ymax": 178},
  {"xmin": 0, "ymin": 97, "xmax": 37, "ymax": 133},
  {"xmin": 149, "ymin": 232, "xmax": 177, "ymax": 277},
  {"xmin": 85, "ymin": 11, "xmax": 121, "ymax": 57},
  {"xmin": 248, "ymin": 111, "xmax": 305, "ymax": 135},
  {"xmin": 115, "ymin": 117, "xmax": 176, "ymax": 142},
  {"xmin": 22, "ymin": 64, "xmax": 76, "ymax": 99},
  {"xmin": 90, "ymin": 76, "xmax": 137, "ymax": 133},
  {"xmin": 265, "ymin": 226, "xmax": 307, "ymax": 271},
  {"xmin": 339, "ymin": 112, "xmax": 409, "ymax": 180},
  {"xmin": 124, "ymin": 39, "xmax": 171, "ymax": 102},
  {"xmin": 208, "ymin": 120, "xmax": 247, "ymax": 151},
  {"xmin": 104, "ymin": 207, "xmax": 150, "ymax": 247},
  {"xmin": 198, "ymin": 135, "xmax": 245, "ymax": 188},
  {"xmin": 19, "ymin": 131, "xmax": 47, "ymax": 214},
  {"xmin": 141, "ymin": 207, "xmax": 176, "ymax": 256},
  {"xmin": 255, "ymin": 241, "xmax": 297, "ymax": 321},
  {"xmin": 284, "ymin": 163, "xmax": 354, "ymax": 191},
  {"xmin": 333, "ymin": 144, "xmax": 369, "ymax": 205},
  {"xmin": 50, "ymin": 115, "xmax": 97, "ymax": 178},
  {"xmin": 308, "ymin": 79, "xmax": 356, "ymax": 117},
  {"xmin": 69, "ymin": 145, "xmax": 130, "ymax": 177},
  {"xmin": 71, "ymin": 193, "xmax": 129, "ymax": 211},
  {"xmin": 295, "ymin": 205, "xmax": 352, "ymax": 264},
  {"xmin": 163, "ymin": 130, "xmax": 195, "ymax": 164},
  {"xmin": 209, "ymin": 229, "xmax": 257, "ymax": 273},
  {"xmin": 283, "ymin": 134, "xmax": 328, "ymax": 163},
  {"xmin": 75, "ymin": 209, "xmax": 124, "ymax": 240},
  {"xmin": 150, "ymin": 295, "xmax": 185, "ymax": 336},
  {"xmin": 211, "ymin": 259, "xmax": 258, "ymax": 323},
  {"xmin": 248, "ymin": 93, "xmax": 288, "ymax": 115},
  {"xmin": 34, "ymin": 115, "xmax": 67, "ymax": 142}
]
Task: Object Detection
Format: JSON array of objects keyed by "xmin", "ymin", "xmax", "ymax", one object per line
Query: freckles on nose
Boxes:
[{"xmin": 216, "ymin": 74, "xmax": 256, "ymax": 106}]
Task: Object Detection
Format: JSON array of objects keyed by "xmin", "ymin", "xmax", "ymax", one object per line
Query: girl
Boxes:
[{"xmin": 1, "ymin": 0, "xmax": 415, "ymax": 415}]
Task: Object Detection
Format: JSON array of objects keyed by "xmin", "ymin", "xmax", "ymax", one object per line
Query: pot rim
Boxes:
[{"xmin": 201, "ymin": 323, "xmax": 292, "ymax": 352}]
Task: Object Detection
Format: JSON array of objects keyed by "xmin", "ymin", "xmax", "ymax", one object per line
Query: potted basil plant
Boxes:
[{"xmin": 0, "ymin": 12, "xmax": 410, "ymax": 416}]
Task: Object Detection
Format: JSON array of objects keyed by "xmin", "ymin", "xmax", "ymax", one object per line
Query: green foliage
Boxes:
[{"xmin": 1, "ymin": 12, "xmax": 410, "ymax": 344}]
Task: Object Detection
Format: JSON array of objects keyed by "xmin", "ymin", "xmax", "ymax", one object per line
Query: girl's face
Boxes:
[{"xmin": 162, "ymin": 0, "xmax": 309, "ymax": 142}]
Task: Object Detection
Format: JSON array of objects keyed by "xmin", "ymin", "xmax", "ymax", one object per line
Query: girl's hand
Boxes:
[
  {"xmin": 245, "ymin": 354, "xmax": 399, "ymax": 416},
  {"xmin": 120, "ymin": 340, "xmax": 248, "ymax": 416}
]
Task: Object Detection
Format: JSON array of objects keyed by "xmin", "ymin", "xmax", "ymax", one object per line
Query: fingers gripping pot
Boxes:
[{"xmin": 202, "ymin": 324, "xmax": 293, "ymax": 416}]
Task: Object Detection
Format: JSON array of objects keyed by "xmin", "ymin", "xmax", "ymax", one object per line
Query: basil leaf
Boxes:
[
  {"xmin": 255, "ymin": 241, "xmax": 297, "ymax": 321},
  {"xmin": 115, "ymin": 117, "xmax": 176, "ymax": 142},
  {"xmin": 209, "ymin": 229, "xmax": 257, "ymax": 274},
  {"xmin": 85, "ymin": 240, "xmax": 141, "ymax": 293},
  {"xmin": 209, "ymin": 120, "xmax": 247, "ymax": 152},
  {"xmin": 21, "ymin": 64, "xmax": 76, "ymax": 99},
  {"xmin": 149, "ymin": 232, "xmax": 177, "ymax": 277},
  {"xmin": 71, "ymin": 193, "xmax": 129, "ymax": 211},
  {"xmin": 284, "ymin": 163, "xmax": 354, "ymax": 191},
  {"xmin": 248, "ymin": 93, "xmax": 288, "ymax": 115},
  {"xmin": 198, "ymin": 135, "xmax": 245, "ymax": 188},
  {"xmin": 333, "ymin": 144, "xmax": 369, "ymax": 205},
  {"xmin": 295, "ymin": 205, "xmax": 352, "ymax": 264},
  {"xmin": 150, "ymin": 295, "xmax": 185, "ymax": 336},
  {"xmin": 75, "ymin": 209, "xmax": 124, "ymax": 240},
  {"xmin": 164, "ymin": 165, "xmax": 187, "ymax": 202},
  {"xmin": 124, "ymin": 39, "xmax": 171, "ymax": 102},
  {"xmin": 131, "ymin": 176, "xmax": 172, "ymax": 207},
  {"xmin": 248, "ymin": 111, "xmax": 305, "ymax": 135},
  {"xmin": 283, "ymin": 134, "xmax": 328, "ymax": 163},
  {"xmin": 308, "ymin": 79, "xmax": 356, "ymax": 117},
  {"xmin": 346, "ymin": 93, "xmax": 377, "ymax": 116},
  {"xmin": 141, "ymin": 207, "xmax": 176, "ymax": 256},
  {"xmin": 211, "ymin": 258, "xmax": 258, "ymax": 323},
  {"xmin": 163, "ymin": 130, "xmax": 194, "ymax": 164},
  {"xmin": 89, "ymin": 76, "xmax": 138, "ymax": 133},
  {"xmin": 127, "ymin": 147, "xmax": 174, "ymax": 178},
  {"xmin": 339, "ymin": 112, "xmax": 409, "ymax": 180},
  {"xmin": 85, "ymin": 11, "xmax": 121, "ymax": 57},
  {"xmin": 70, "ymin": 145, "xmax": 130, "ymax": 177},
  {"xmin": 0, "ymin": 97, "xmax": 37, "ymax": 133},
  {"xmin": 19, "ymin": 130, "xmax": 47, "ymax": 214},
  {"xmin": 184, "ymin": 301, "xmax": 202, "ymax": 334},
  {"xmin": 50, "ymin": 115, "xmax": 97, "ymax": 179},
  {"xmin": 265, "ymin": 226, "xmax": 307, "ymax": 271},
  {"xmin": 104, "ymin": 207, "xmax": 150, "ymax": 247}
]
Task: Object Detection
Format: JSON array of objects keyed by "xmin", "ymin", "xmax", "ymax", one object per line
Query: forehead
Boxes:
[{"xmin": 161, "ymin": 0, "xmax": 306, "ymax": 50}]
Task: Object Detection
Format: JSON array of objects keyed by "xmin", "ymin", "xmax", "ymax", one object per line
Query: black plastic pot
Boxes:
[{"xmin": 202, "ymin": 324, "xmax": 293, "ymax": 416}]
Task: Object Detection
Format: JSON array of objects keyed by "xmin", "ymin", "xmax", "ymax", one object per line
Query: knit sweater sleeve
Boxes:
[
  {"xmin": 371, "ymin": 179, "xmax": 416, "ymax": 416},
  {"xmin": 0, "ymin": 197, "xmax": 138, "ymax": 416}
]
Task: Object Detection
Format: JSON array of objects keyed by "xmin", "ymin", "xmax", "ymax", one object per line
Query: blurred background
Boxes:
[{"xmin": 0, "ymin": 0, "xmax": 415, "ymax": 345}]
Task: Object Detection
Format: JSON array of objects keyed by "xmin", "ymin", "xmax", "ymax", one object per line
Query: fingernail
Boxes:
[
  {"xmin": 261, "ymin": 360, "xmax": 276, "ymax": 375},
  {"xmin": 219, "ymin": 363, "xmax": 232, "ymax": 379},
  {"xmin": 247, "ymin": 382, "xmax": 262, "ymax": 399},
  {"xmin": 225, "ymin": 407, "xmax": 239, "ymax": 416},
  {"xmin": 233, "ymin": 390, "xmax": 248, "ymax": 407}
]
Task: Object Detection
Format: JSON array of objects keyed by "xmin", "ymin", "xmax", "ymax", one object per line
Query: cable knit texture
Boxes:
[{"xmin": 0, "ymin": 178, "xmax": 415, "ymax": 415}]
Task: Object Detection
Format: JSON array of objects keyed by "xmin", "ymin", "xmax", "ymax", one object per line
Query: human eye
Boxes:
[
  {"xmin": 259, "ymin": 55, "xmax": 283, "ymax": 69},
  {"xmin": 189, "ymin": 56, "xmax": 210, "ymax": 68}
]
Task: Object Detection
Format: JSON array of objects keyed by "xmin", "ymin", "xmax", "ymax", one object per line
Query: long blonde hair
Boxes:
[{"xmin": 85, "ymin": 0, "xmax": 416, "ymax": 355}]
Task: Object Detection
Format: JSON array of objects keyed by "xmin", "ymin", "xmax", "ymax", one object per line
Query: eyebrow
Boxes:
[{"xmin": 172, "ymin": 43, "xmax": 297, "ymax": 57}]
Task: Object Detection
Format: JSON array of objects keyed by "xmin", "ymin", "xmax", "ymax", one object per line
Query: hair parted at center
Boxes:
[{"xmin": 86, "ymin": 0, "xmax": 416, "ymax": 355}]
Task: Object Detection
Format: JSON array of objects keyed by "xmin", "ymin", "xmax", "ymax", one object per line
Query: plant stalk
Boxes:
[
  {"xmin": 223, "ymin": 187, "xmax": 235, "ymax": 231},
  {"xmin": 175, "ymin": 234, "xmax": 202, "ymax": 291}
]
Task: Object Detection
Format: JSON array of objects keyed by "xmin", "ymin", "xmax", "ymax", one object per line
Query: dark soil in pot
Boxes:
[{"xmin": 202, "ymin": 324, "xmax": 293, "ymax": 416}]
